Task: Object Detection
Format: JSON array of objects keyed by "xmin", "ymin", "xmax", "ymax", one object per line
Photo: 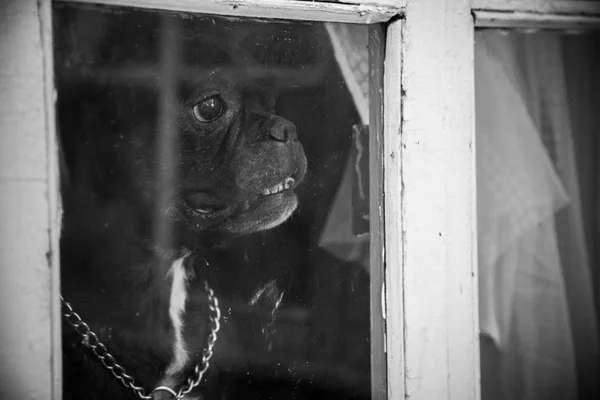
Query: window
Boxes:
[
  {"xmin": 53, "ymin": 2, "xmax": 387, "ymax": 399},
  {"xmin": 475, "ymin": 16, "xmax": 600, "ymax": 400},
  {"xmin": 2, "ymin": 1, "xmax": 599, "ymax": 400}
]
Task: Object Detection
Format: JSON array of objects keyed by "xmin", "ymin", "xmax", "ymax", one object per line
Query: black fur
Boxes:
[{"xmin": 59, "ymin": 64, "xmax": 307, "ymax": 399}]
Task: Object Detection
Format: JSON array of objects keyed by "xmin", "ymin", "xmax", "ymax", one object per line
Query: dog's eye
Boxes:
[{"xmin": 193, "ymin": 96, "xmax": 224, "ymax": 122}]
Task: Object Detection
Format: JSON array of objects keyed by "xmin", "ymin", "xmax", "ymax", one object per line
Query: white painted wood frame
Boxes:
[
  {"xmin": 387, "ymin": 1, "xmax": 479, "ymax": 399},
  {"xmin": 473, "ymin": 0, "xmax": 600, "ymax": 30},
  {"xmin": 472, "ymin": 0, "xmax": 600, "ymax": 16},
  {"xmin": 59, "ymin": 0, "xmax": 400, "ymax": 24},
  {"xmin": 474, "ymin": 11, "xmax": 600, "ymax": 30},
  {"xmin": 0, "ymin": 0, "xmax": 61, "ymax": 399},
  {"xmin": 4, "ymin": 0, "xmax": 600, "ymax": 399}
]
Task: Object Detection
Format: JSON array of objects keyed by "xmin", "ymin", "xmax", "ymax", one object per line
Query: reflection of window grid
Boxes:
[
  {"xmin": 55, "ymin": 5, "xmax": 384, "ymax": 400},
  {"xmin": 63, "ymin": 16, "xmax": 330, "ymax": 86},
  {"xmin": 60, "ymin": 11, "xmax": 333, "ymax": 273},
  {"xmin": 49, "ymin": 7, "xmax": 389, "ymax": 400},
  {"xmin": 64, "ymin": 10, "xmax": 372, "ymax": 390}
]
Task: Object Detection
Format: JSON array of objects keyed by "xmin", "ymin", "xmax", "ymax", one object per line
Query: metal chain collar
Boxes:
[{"xmin": 61, "ymin": 280, "xmax": 221, "ymax": 400}]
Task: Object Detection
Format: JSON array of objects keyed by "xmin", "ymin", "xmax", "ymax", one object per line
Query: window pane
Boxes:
[
  {"xmin": 475, "ymin": 29, "xmax": 600, "ymax": 400},
  {"xmin": 54, "ymin": 3, "xmax": 383, "ymax": 399}
]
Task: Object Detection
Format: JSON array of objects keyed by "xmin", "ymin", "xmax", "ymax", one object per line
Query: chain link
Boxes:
[{"xmin": 61, "ymin": 280, "xmax": 221, "ymax": 400}]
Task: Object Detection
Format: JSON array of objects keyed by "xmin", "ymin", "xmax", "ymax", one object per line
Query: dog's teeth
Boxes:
[{"xmin": 263, "ymin": 178, "xmax": 295, "ymax": 196}]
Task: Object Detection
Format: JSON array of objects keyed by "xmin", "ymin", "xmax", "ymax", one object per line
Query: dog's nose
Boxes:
[{"xmin": 268, "ymin": 117, "xmax": 297, "ymax": 143}]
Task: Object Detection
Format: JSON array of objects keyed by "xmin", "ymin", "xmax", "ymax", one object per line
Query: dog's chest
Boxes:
[
  {"xmin": 159, "ymin": 256, "xmax": 193, "ymax": 389},
  {"xmin": 168, "ymin": 257, "xmax": 191, "ymax": 374}
]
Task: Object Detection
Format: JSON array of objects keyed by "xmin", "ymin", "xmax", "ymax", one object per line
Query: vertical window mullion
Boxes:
[
  {"xmin": 382, "ymin": 16, "xmax": 405, "ymax": 400},
  {"xmin": 390, "ymin": 2, "xmax": 480, "ymax": 399}
]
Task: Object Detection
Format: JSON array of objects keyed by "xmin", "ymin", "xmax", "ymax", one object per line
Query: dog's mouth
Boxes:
[
  {"xmin": 187, "ymin": 205, "xmax": 228, "ymax": 219},
  {"xmin": 181, "ymin": 194, "xmax": 229, "ymax": 220},
  {"xmin": 182, "ymin": 175, "xmax": 300, "ymax": 221}
]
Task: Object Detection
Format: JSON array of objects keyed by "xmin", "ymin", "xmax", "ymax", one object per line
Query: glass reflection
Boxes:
[{"xmin": 55, "ymin": 3, "xmax": 377, "ymax": 399}]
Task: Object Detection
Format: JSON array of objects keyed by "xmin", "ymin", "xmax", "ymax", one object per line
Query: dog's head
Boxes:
[
  {"xmin": 121, "ymin": 71, "xmax": 307, "ymax": 249},
  {"xmin": 177, "ymin": 73, "xmax": 307, "ymax": 235}
]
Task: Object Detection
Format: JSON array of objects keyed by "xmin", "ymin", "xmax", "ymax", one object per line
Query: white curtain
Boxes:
[
  {"xmin": 319, "ymin": 24, "xmax": 371, "ymax": 271},
  {"xmin": 477, "ymin": 31, "xmax": 599, "ymax": 399}
]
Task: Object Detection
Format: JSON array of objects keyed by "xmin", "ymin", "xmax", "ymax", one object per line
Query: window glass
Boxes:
[
  {"xmin": 54, "ymin": 3, "xmax": 382, "ymax": 399},
  {"xmin": 475, "ymin": 29, "xmax": 600, "ymax": 400}
]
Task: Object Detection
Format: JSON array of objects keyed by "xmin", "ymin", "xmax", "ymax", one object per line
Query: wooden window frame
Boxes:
[{"xmin": 2, "ymin": 0, "xmax": 600, "ymax": 399}]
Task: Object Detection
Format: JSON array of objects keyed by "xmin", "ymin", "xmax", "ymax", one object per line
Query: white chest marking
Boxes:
[{"xmin": 164, "ymin": 256, "xmax": 190, "ymax": 378}]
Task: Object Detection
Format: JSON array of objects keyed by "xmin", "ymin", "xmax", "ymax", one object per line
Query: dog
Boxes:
[{"xmin": 58, "ymin": 69, "xmax": 307, "ymax": 399}]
